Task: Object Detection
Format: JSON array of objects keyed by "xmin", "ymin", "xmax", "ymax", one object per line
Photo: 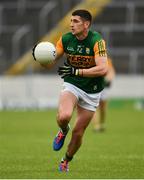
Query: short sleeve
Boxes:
[
  {"xmin": 93, "ymin": 39, "xmax": 107, "ymax": 58},
  {"xmin": 56, "ymin": 37, "xmax": 64, "ymax": 55}
]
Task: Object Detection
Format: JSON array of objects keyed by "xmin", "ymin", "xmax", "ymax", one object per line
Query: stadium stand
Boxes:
[
  {"xmin": 0, "ymin": 0, "xmax": 144, "ymax": 74},
  {"xmin": 0, "ymin": 26, "xmax": 20, "ymax": 71},
  {"xmin": 93, "ymin": 0, "xmax": 144, "ymax": 74},
  {"xmin": 0, "ymin": 0, "xmax": 81, "ymax": 74}
]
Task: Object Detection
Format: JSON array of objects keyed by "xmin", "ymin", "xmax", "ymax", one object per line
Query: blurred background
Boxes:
[{"xmin": 0, "ymin": 0, "xmax": 144, "ymax": 109}]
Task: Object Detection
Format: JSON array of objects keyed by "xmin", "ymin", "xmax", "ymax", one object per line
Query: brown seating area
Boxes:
[{"xmin": 0, "ymin": 0, "xmax": 144, "ymax": 74}]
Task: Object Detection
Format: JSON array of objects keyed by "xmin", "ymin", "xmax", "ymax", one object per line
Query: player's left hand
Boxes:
[{"xmin": 58, "ymin": 63, "xmax": 79, "ymax": 78}]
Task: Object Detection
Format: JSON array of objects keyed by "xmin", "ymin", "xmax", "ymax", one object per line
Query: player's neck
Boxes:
[{"xmin": 76, "ymin": 30, "xmax": 89, "ymax": 40}]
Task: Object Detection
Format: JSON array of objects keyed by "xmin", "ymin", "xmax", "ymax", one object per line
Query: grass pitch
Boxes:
[{"xmin": 0, "ymin": 99, "xmax": 144, "ymax": 179}]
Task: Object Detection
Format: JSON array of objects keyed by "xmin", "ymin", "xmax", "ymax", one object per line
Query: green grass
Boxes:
[{"xmin": 0, "ymin": 99, "xmax": 144, "ymax": 178}]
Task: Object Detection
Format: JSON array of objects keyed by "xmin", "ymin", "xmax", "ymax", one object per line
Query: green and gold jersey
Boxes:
[{"xmin": 56, "ymin": 30, "xmax": 107, "ymax": 93}]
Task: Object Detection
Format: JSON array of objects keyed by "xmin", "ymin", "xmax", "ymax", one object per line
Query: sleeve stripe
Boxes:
[{"xmin": 98, "ymin": 40, "xmax": 107, "ymax": 57}]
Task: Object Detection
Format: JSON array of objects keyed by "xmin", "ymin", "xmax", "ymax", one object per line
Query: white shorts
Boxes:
[
  {"xmin": 62, "ymin": 82, "xmax": 102, "ymax": 112},
  {"xmin": 100, "ymin": 88, "xmax": 108, "ymax": 100}
]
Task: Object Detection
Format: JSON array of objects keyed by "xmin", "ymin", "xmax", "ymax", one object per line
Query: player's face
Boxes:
[{"xmin": 70, "ymin": 16, "xmax": 88, "ymax": 36}]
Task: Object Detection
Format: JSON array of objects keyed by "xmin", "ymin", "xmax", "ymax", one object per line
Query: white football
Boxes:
[{"xmin": 33, "ymin": 42, "xmax": 56, "ymax": 64}]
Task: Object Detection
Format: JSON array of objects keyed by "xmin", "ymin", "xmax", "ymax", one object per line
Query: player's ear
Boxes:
[{"xmin": 84, "ymin": 21, "xmax": 90, "ymax": 28}]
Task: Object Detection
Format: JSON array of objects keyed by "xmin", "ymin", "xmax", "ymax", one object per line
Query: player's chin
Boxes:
[
  {"xmin": 71, "ymin": 29, "xmax": 76, "ymax": 35},
  {"xmin": 71, "ymin": 31, "xmax": 75, "ymax": 35}
]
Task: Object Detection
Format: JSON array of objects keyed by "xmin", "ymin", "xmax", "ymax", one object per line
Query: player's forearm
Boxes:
[
  {"xmin": 79, "ymin": 56, "xmax": 108, "ymax": 77},
  {"xmin": 80, "ymin": 64, "xmax": 108, "ymax": 77}
]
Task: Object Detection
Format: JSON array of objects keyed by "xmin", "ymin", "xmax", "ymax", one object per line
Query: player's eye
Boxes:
[{"xmin": 73, "ymin": 19, "xmax": 80, "ymax": 23}]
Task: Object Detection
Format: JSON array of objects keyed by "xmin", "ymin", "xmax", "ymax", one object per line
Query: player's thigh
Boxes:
[
  {"xmin": 74, "ymin": 105, "xmax": 95, "ymax": 131},
  {"xmin": 58, "ymin": 91, "xmax": 78, "ymax": 115}
]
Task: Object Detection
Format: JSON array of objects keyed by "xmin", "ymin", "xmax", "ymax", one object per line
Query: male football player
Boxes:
[{"xmin": 33, "ymin": 9, "xmax": 108, "ymax": 172}]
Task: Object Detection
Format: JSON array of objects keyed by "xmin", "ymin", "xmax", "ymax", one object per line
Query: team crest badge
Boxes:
[{"xmin": 86, "ymin": 47, "xmax": 90, "ymax": 54}]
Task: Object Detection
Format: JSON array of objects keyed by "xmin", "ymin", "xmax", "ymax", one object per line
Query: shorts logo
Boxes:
[{"xmin": 93, "ymin": 85, "xmax": 97, "ymax": 90}]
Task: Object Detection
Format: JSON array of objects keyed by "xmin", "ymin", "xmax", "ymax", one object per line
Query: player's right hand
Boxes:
[{"xmin": 58, "ymin": 62, "xmax": 79, "ymax": 78}]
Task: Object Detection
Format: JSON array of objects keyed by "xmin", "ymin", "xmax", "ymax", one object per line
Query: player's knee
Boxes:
[{"xmin": 57, "ymin": 111, "xmax": 71, "ymax": 125}]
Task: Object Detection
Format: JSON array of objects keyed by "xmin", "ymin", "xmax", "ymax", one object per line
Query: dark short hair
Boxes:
[{"xmin": 72, "ymin": 9, "xmax": 92, "ymax": 23}]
